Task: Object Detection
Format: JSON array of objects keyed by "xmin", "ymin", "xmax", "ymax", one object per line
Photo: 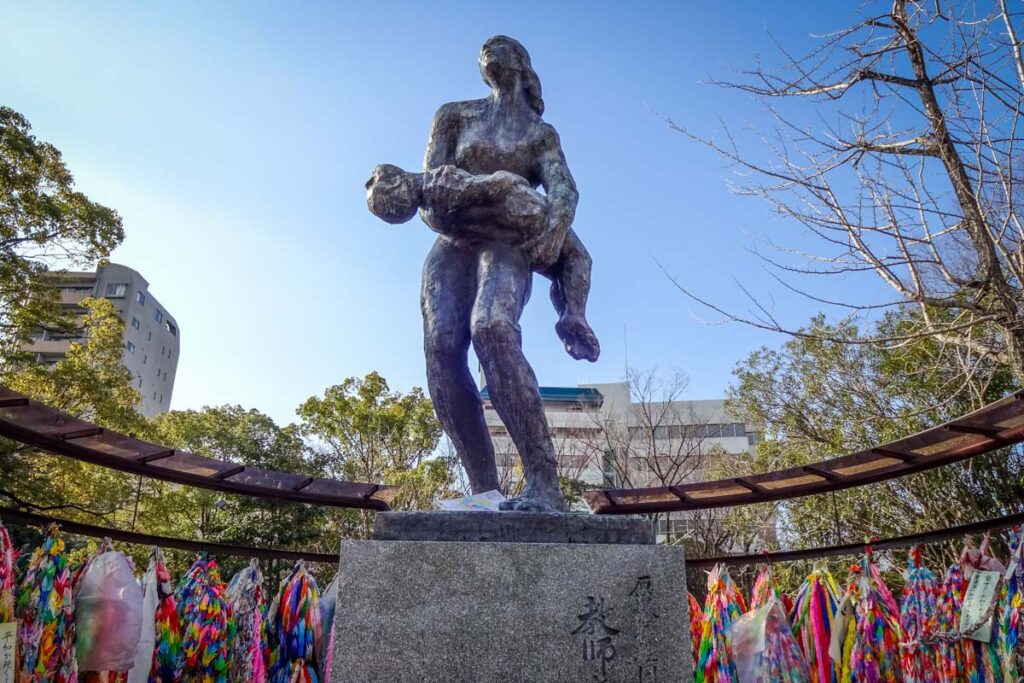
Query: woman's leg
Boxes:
[
  {"xmin": 421, "ymin": 238, "xmax": 501, "ymax": 494},
  {"xmin": 470, "ymin": 244, "xmax": 567, "ymax": 511}
]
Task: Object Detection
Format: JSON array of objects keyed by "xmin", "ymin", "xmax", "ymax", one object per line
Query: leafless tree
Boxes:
[
  {"xmin": 575, "ymin": 369, "xmax": 709, "ymax": 491},
  {"xmin": 671, "ymin": 0, "xmax": 1024, "ymax": 383},
  {"xmin": 569, "ymin": 368, "xmax": 777, "ymax": 553}
]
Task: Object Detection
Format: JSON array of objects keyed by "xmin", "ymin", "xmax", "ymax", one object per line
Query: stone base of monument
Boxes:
[{"xmin": 330, "ymin": 511, "xmax": 692, "ymax": 683}]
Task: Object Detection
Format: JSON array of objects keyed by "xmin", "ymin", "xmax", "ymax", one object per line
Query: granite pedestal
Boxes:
[{"xmin": 330, "ymin": 511, "xmax": 692, "ymax": 682}]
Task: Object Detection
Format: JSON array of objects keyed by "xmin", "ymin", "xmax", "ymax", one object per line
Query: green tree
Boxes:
[
  {"xmin": 147, "ymin": 405, "xmax": 330, "ymax": 581},
  {"xmin": 297, "ymin": 372, "xmax": 456, "ymax": 536},
  {"xmin": 0, "ymin": 107, "xmax": 123, "ymax": 362},
  {"xmin": 6, "ymin": 297, "xmax": 149, "ymax": 433},
  {"xmin": 0, "ymin": 298, "xmax": 147, "ymax": 539},
  {"xmin": 728, "ymin": 309, "xmax": 1022, "ymax": 583}
]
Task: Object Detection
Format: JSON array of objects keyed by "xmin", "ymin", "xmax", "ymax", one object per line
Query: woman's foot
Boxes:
[
  {"xmin": 499, "ymin": 496, "xmax": 561, "ymax": 512},
  {"xmin": 556, "ymin": 313, "xmax": 600, "ymax": 362},
  {"xmin": 499, "ymin": 479, "xmax": 568, "ymax": 512}
]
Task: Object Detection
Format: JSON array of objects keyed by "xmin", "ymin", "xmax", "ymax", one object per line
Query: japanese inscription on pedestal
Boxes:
[
  {"xmin": 631, "ymin": 576, "xmax": 659, "ymax": 682},
  {"xmin": 573, "ymin": 596, "xmax": 619, "ymax": 681}
]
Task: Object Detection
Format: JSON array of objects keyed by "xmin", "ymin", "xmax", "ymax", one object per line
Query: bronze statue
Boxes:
[{"xmin": 366, "ymin": 35, "xmax": 598, "ymax": 512}]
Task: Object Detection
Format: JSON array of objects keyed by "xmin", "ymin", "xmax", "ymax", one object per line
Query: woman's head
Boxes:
[{"xmin": 479, "ymin": 35, "xmax": 543, "ymax": 116}]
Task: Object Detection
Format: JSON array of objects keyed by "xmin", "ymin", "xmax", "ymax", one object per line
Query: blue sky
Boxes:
[{"xmin": 1, "ymin": 1, "xmax": 881, "ymax": 425}]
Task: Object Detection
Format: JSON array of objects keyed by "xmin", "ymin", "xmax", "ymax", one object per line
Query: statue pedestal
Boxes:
[{"xmin": 330, "ymin": 511, "xmax": 693, "ymax": 682}]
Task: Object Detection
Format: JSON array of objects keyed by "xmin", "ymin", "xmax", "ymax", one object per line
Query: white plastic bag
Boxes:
[
  {"xmin": 126, "ymin": 555, "xmax": 159, "ymax": 683},
  {"xmin": 75, "ymin": 550, "xmax": 144, "ymax": 672},
  {"xmin": 727, "ymin": 599, "xmax": 810, "ymax": 683}
]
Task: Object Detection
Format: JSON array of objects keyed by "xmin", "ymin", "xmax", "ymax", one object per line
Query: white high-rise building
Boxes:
[{"xmin": 26, "ymin": 262, "xmax": 180, "ymax": 416}]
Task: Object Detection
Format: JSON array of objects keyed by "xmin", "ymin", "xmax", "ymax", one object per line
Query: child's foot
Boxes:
[{"xmin": 556, "ymin": 314, "xmax": 600, "ymax": 362}]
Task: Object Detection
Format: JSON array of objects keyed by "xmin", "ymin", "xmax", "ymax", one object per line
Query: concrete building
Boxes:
[
  {"xmin": 483, "ymin": 381, "xmax": 756, "ymax": 485},
  {"xmin": 26, "ymin": 262, "xmax": 180, "ymax": 416},
  {"xmin": 482, "ymin": 381, "xmax": 762, "ymax": 543}
]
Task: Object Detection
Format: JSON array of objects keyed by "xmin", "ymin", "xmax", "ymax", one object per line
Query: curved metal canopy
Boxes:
[
  {"xmin": 0, "ymin": 386, "xmax": 397, "ymax": 511},
  {"xmin": 584, "ymin": 390, "xmax": 1024, "ymax": 515}
]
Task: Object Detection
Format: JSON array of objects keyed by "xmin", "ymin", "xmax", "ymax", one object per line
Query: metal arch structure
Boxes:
[
  {"xmin": 2, "ymin": 503, "xmax": 1022, "ymax": 569},
  {"xmin": 584, "ymin": 390, "xmax": 1024, "ymax": 515},
  {"xmin": 0, "ymin": 386, "xmax": 397, "ymax": 511}
]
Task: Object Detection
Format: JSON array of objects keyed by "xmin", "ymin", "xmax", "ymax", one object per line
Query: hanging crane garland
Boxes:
[
  {"xmin": 688, "ymin": 592, "xmax": 704, "ymax": 671},
  {"xmin": 148, "ymin": 552, "xmax": 181, "ymax": 683},
  {"xmin": 999, "ymin": 528, "xmax": 1024, "ymax": 680},
  {"xmin": 788, "ymin": 563, "xmax": 841, "ymax": 683},
  {"xmin": 267, "ymin": 561, "xmax": 322, "ymax": 683},
  {"xmin": 899, "ymin": 546, "xmax": 941, "ymax": 683},
  {"xmin": 0, "ymin": 520, "xmax": 15, "ymax": 624},
  {"xmin": 695, "ymin": 563, "xmax": 746, "ymax": 683},
  {"xmin": 225, "ymin": 559, "xmax": 267, "ymax": 683},
  {"xmin": 847, "ymin": 551, "xmax": 902, "ymax": 682},
  {"xmin": 935, "ymin": 564, "xmax": 977, "ymax": 682},
  {"xmin": 15, "ymin": 524, "xmax": 77, "ymax": 683},
  {"xmin": 174, "ymin": 557, "xmax": 234, "ymax": 683}
]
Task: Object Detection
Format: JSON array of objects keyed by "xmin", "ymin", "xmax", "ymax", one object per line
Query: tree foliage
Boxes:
[
  {"xmin": 148, "ymin": 405, "xmax": 331, "ymax": 580},
  {"xmin": 0, "ymin": 107, "xmax": 123, "ymax": 361},
  {"xmin": 5, "ymin": 297, "xmax": 149, "ymax": 433},
  {"xmin": 0, "ymin": 298, "xmax": 146, "ymax": 527},
  {"xmin": 728, "ymin": 308, "xmax": 1023, "ymax": 582},
  {"xmin": 297, "ymin": 371, "xmax": 455, "ymax": 528}
]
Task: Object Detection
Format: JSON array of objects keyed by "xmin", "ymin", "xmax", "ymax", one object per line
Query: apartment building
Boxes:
[
  {"xmin": 27, "ymin": 262, "xmax": 180, "ymax": 416},
  {"xmin": 482, "ymin": 380, "xmax": 762, "ymax": 543},
  {"xmin": 483, "ymin": 381, "xmax": 755, "ymax": 483}
]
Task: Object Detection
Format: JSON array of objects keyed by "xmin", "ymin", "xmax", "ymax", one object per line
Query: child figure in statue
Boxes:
[{"xmin": 366, "ymin": 162, "xmax": 599, "ymax": 362}]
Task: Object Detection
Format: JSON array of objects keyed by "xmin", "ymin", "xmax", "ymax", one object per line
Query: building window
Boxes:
[
  {"xmin": 136, "ymin": 291, "xmax": 146, "ymax": 306},
  {"xmin": 166, "ymin": 322, "xmax": 177, "ymax": 337},
  {"xmin": 148, "ymin": 331, "xmax": 152, "ymax": 341},
  {"xmin": 104, "ymin": 283, "xmax": 127, "ymax": 298},
  {"xmin": 154, "ymin": 309, "xmax": 163, "ymax": 323},
  {"xmin": 153, "ymin": 392, "xmax": 157, "ymax": 400},
  {"xmin": 126, "ymin": 341, "xmax": 135, "ymax": 353},
  {"xmin": 142, "ymin": 355, "xmax": 147, "ymax": 365},
  {"xmin": 137, "ymin": 377, "xmax": 142, "ymax": 388},
  {"xmin": 159, "ymin": 394, "xmax": 163, "ymax": 403},
  {"xmin": 131, "ymin": 317, "xmax": 140, "ymax": 330}
]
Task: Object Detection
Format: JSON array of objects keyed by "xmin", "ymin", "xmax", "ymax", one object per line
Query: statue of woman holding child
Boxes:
[{"xmin": 366, "ymin": 36, "xmax": 598, "ymax": 512}]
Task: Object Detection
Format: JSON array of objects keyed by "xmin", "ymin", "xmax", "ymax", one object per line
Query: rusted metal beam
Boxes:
[
  {"xmin": 58, "ymin": 427, "xmax": 103, "ymax": 440},
  {"xmin": 871, "ymin": 447, "xmax": 920, "ymax": 463},
  {"xmin": 215, "ymin": 465, "xmax": 245, "ymax": 480},
  {"xmin": 803, "ymin": 464, "xmax": 838, "ymax": 481},
  {"xmin": 733, "ymin": 478, "xmax": 764, "ymax": 493},
  {"xmin": 584, "ymin": 390, "xmax": 1024, "ymax": 515},
  {"xmin": 136, "ymin": 449, "xmax": 175, "ymax": 463},
  {"xmin": 0, "ymin": 386, "xmax": 396, "ymax": 511},
  {"xmin": 291, "ymin": 476, "xmax": 314, "ymax": 492},
  {"xmin": 668, "ymin": 486, "xmax": 692, "ymax": 503},
  {"xmin": 945, "ymin": 422, "xmax": 1004, "ymax": 438}
]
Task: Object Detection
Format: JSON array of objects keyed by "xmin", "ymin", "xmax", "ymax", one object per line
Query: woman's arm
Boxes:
[
  {"xmin": 527, "ymin": 124, "xmax": 579, "ymax": 268},
  {"xmin": 423, "ymin": 103, "xmax": 461, "ymax": 170}
]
